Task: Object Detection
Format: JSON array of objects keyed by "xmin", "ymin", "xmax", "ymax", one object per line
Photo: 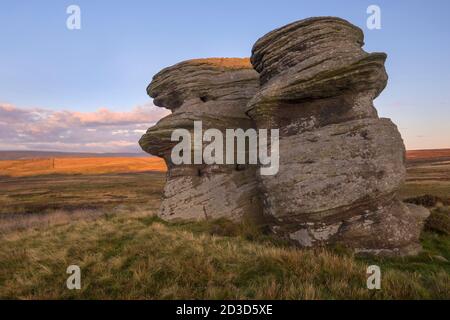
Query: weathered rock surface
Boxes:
[
  {"xmin": 247, "ymin": 17, "xmax": 428, "ymax": 255},
  {"xmin": 139, "ymin": 58, "xmax": 263, "ymax": 221},
  {"xmin": 139, "ymin": 18, "xmax": 429, "ymax": 256}
]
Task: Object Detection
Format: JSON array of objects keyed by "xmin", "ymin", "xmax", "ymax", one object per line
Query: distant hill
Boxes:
[
  {"xmin": 406, "ymin": 148, "xmax": 450, "ymax": 165},
  {"xmin": 0, "ymin": 150, "xmax": 151, "ymax": 161},
  {"xmin": 0, "ymin": 157, "xmax": 166, "ymax": 177},
  {"xmin": 2, "ymin": 148, "xmax": 449, "ymax": 162}
]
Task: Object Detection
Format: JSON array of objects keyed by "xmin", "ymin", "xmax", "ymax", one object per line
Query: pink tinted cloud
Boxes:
[
  {"xmin": 73, "ymin": 107, "xmax": 159, "ymax": 125},
  {"xmin": 0, "ymin": 102, "xmax": 169, "ymax": 153}
]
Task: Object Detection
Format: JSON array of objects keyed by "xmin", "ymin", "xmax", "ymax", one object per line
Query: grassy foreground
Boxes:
[
  {"xmin": 0, "ymin": 153, "xmax": 449, "ymax": 299},
  {"xmin": 0, "ymin": 206, "xmax": 449, "ymax": 299}
]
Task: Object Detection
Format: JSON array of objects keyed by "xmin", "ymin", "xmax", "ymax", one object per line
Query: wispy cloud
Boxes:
[{"xmin": 0, "ymin": 102, "xmax": 169, "ymax": 153}]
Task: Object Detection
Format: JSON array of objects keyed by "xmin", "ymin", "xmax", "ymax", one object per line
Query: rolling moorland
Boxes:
[
  {"xmin": 0, "ymin": 150, "xmax": 449, "ymax": 299},
  {"xmin": 0, "ymin": 150, "xmax": 149, "ymax": 161}
]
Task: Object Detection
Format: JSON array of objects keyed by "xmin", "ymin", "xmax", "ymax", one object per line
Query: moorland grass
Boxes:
[
  {"xmin": 0, "ymin": 158, "xmax": 449, "ymax": 300},
  {"xmin": 0, "ymin": 208, "xmax": 448, "ymax": 299}
]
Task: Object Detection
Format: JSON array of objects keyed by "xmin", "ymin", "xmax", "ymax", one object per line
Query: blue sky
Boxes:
[{"xmin": 0, "ymin": 0, "xmax": 449, "ymax": 151}]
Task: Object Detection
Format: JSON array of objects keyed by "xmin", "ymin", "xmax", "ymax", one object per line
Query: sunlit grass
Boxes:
[
  {"xmin": 0, "ymin": 157, "xmax": 166, "ymax": 177},
  {"xmin": 0, "ymin": 208, "xmax": 448, "ymax": 300},
  {"xmin": 0, "ymin": 154, "xmax": 449, "ymax": 299}
]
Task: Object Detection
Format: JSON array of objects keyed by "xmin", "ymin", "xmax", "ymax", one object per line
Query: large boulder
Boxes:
[
  {"xmin": 139, "ymin": 58, "xmax": 263, "ymax": 221},
  {"xmin": 246, "ymin": 17, "xmax": 428, "ymax": 256},
  {"xmin": 139, "ymin": 18, "xmax": 429, "ymax": 256}
]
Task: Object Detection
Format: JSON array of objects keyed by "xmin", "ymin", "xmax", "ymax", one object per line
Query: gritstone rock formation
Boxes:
[
  {"xmin": 139, "ymin": 17, "xmax": 429, "ymax": 256},
  {"xmin": 246, "ymin": 17, "xmax": 429, "ymax": 256},
  {"xmin": 139, "ymin": 58, "xmax": 263, "ymax": 221}
]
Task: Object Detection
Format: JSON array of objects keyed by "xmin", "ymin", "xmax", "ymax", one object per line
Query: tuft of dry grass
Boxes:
[
  {"xmin": 188, "ymin": 58, "xmax": 252, "ymax": 69},
  {"xmin": 0, "ymin": 209, "xmax": 106, "ymax": 234},
  {"xmin": 425, "ymin": 207, "xmax": 450, "ymax": 235}
]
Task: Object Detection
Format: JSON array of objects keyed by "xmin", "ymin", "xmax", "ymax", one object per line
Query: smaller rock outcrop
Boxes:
[{"xmin": 139, "ymin": 58, "xmax": 262, "ymax": 221}]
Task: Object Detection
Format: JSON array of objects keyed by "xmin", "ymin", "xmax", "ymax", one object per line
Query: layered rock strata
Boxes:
[
  {"xmin": 246, "ymin": 17, "xmax": 428, "ymax": 255},
  {"xmin": 139, "ymin": 58, "xmax": 262, "ymax": 221},
  {"xmin": 139, "ymin": 18, "xmax": 429, "ymax": 256}
]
